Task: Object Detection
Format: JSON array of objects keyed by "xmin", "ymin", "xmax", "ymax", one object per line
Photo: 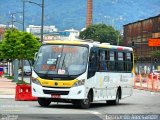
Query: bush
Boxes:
[
  {"xmin": 16, "ymin": 80, "xmax": 30, "ymax": 85},
  {"xmin": 6, "ymin": 76, "xmax": 14, "ymax": 79}
]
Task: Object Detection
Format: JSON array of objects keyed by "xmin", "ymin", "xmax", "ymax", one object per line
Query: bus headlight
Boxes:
[
  {"xmin": 73, "ymin": 79, "xmax": 85, "ymax": 87},
  {"xmin": 32, "ymin": 77, "xmax": 41, "ymax": 85}
]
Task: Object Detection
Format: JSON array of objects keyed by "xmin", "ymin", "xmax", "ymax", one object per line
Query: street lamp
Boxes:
[{"xmin": 22, "ymin": 0, "xmax": 44, "ymax": 42}]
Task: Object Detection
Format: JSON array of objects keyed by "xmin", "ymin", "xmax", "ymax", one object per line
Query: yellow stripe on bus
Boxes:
[
  {"xmin": 44, "ymin": 40, "xmax": 81, "ymax": 45},
  {"xmin": 37, "ymin": 77, "xmax": 78, "ymax": 87}
]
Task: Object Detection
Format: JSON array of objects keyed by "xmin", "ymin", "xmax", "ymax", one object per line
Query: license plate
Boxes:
[{"xmin": 51, "ymin": 94, "xmax": 61, "ymax": 99}]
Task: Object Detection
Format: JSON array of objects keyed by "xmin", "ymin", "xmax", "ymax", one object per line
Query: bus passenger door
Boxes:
[
  {"xmin": 87, "ymin": 47, "xmax": 99, "ymax": 100},
  {"xmin": 87, "ymin": 47, "xmax": 98, "ymax": 79}
]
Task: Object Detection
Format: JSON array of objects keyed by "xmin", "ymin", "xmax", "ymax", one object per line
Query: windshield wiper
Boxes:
[{"xmin": 60, "ymin": 54, "xmax": 69, "ymax": 75}]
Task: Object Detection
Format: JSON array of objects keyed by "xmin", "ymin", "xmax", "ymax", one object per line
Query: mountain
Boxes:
[{"xmin": 0, "ymin": 0, "xmax": 160, "ymax": 30}]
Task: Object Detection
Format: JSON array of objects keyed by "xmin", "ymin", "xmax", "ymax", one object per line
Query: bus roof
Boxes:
[{"xmin": 43, "ymin": 40, "xmax": 133, "ymax": 52}]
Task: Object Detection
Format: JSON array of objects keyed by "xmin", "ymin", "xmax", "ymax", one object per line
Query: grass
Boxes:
[
  {"xmin": 5, "ymin": 76, "xmax": 14, "ymax": 79},
  {"xmin": 16, "ymin": 80, "xmax": 30, "ymax": 85}
]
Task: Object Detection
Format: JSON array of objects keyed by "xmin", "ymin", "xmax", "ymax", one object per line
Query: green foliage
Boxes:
[
  {"xmin": 0, "ymin": 41, "xmax": 3, "ymax": 60},
  {"xmin": 0, "ymin": 29, "xmax": 41, "ymax": 61},
  {"xmin": 152, "ymin": 50, "xmax": 160, "ymax": 58},
  {"xmin": 16, "ymin": 80, "xmax": 29, "ymax": 85},
  {"xmin": 5, "ymin": 76, "xmax": 14, "ymax": 79},
  {"xmin": 0, "ymin": 29, "xmax": 41, "ymax": 82},
  {"xmin": 79, "ymin": 24, "xmax": 122, "ymax": 45}
]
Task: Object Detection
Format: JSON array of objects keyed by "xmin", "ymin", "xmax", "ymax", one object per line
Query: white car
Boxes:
[
  {"xmin": 19, "ymin": 66, "xmax": 32, "ymax": 76},
  {"xmin": 153, "ymin": 70, "xmax": 160, "ymax": 75},
  {"xmin": 23, "ymin": 66, "xmax": 32, "ymax": 76}
]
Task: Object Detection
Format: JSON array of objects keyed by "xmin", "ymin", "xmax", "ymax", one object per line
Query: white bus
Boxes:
[{"xmin": 32, "ymin": 40, "xmax": 134, "ymax": 109}]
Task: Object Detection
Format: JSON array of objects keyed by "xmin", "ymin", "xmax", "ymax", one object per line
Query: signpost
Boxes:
[{"xmin": 148, "ymin": 38, "xmax": 160, "ymax": 46}]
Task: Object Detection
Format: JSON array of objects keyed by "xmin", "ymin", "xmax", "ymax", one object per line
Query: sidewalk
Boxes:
[{"xmin": 0, "ymin": 77, "xmax": 16, "ymax": 98}]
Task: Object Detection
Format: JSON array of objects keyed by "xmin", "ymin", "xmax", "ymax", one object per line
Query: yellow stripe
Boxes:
[
  {"xmin": 44, "ymin": 40, "xmax": 81, "ymax": 45},
  {"xmin": 37, "ymin": 77, "xmax": 77, "ymax": 87},
  {"xmin": 99, "ymin": 44, "xmax": 112, "ymax": 48}
]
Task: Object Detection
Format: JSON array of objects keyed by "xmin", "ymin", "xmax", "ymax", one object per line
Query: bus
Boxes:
[{"xmin": 32, "ymin": 40, "xmax": 134, "ymax": 109}]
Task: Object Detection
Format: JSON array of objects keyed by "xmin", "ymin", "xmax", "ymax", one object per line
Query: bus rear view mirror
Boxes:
[{"xmin": 34, "ymin": 52, "xmax": 38, "ymax": 61}]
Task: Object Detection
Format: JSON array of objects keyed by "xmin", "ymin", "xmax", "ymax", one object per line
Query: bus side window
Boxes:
[
  {"xmin": 99, "ymin": 49, "xmax": 108, "ymax": 71},
  {"xmin": 108, "ymin": 51, "xmax": 116, "ymax": 71},
  {"xmin": 125, "ymin": 52, "xmax": 133, "ymax": 72},
  {"xmin": 88, "ymin": 48, "xmax": 98, "ymax": 78},
  {"xmin": 117, "ymin": 52, "xmax": 125, "ymax": 71}
]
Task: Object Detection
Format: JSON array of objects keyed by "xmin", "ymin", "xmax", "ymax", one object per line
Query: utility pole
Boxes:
[
  {"xmin": 23, "ymin": 0, "xmax": 25, "ymax": 31},
  {"xmin": 41, "ymin": 0, "xmax": 44, "ymax": 43},
  {"xmin": 9, "ymin": 11, "xmax": 23, "ymax": 82},
  {"xmin": 11, "ymin": 14, "xmax": 14, "ymax": 30},
  {"xmin": 9, "ymin": 12, "xmax": 23, "ymax": 30}
]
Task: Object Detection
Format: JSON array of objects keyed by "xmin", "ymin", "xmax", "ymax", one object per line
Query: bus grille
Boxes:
[{"xmin": 43, "ymin": 90, "xmax": 69, "ymax": 95}]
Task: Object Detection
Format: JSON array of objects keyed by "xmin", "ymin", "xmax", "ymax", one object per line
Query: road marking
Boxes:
[
  {"xmin": 87, "ymin": 110, "xmax": 102, "ymax": 115},
  {"xmin": 86, "ymin": 111, "xmax": 106, "ymax": 120},
  {"xmin": 3, "ymin": 109, "xmax": 23, "ymax": 112},
  {"xmin": 150, "ymin": 92, "xmax": 160, "ymax": 95}
]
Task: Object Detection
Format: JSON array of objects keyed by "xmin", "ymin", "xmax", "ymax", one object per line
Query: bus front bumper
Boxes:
[{"xmin": 32, "ymin": 83, "xmax": 86, "ymax": 99}]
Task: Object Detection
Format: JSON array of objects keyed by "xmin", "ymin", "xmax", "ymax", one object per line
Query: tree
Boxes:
[
  {"xmin": 0, "ymin": 41, "xmax": 3, "ymax": 60},
  {"xmin": 79, "ymin": 24, "xmax": 122, "ymax": 45},
  {"xmin": 0, "ymin": 29, "xmax": 21, "ymax": 76},
  {"xmin": 0, "ymin": 29, "xmax": 20, "ymax": 60},
  {"xmin": 1, "ymin": 29, "xmax": 41, "ymax": 81},
  {"xmin": 152, "ymin": 50, "xmax": 160, "ymax": 58}
]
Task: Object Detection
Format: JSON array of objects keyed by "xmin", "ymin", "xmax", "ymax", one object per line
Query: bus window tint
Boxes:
[
  {"xmin": 108, "ymin": 51, "xmax": 116, "ymax": 71},
  {"xmin": 88, "ymin": 48, "xmax": 98, "ymax": 78},
  {"xmin": 99, "ymin": 49, "xmax": 108, "ymax": 71},
  {"xmin": 117, "ymin": 52, "xmax": 124, "ymax": 71},
  {"xmin": 126, "ymin": 52, "xmax": 133, "ymax": 72}
]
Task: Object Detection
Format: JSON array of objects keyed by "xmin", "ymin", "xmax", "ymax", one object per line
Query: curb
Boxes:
[{"xmin": 0, "ymin": 95, "xmax": 14, "ymax": 99}]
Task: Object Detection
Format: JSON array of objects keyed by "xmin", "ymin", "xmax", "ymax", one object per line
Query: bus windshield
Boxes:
[{"xmin": 34, "ymin": 45, "xmax": 88, "ymax": 76}]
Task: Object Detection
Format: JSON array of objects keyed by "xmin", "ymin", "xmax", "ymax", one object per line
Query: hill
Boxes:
[{"xmin": 0, "ymin": 0, "xmax": 159, "ymax": 30}]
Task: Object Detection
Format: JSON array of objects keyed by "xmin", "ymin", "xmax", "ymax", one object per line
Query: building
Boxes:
[
  {"xmin": 26, "ymin": 25, "xmax": 79, "ymax": 41},
  {"xmin": 0, "ymin": 24, "xmax": 7, "ymax": 40},
  {"xmin": 26, "ymin": 25, "xmax": 58, "ymax": 41},
  {"xmin": 123, "ymin": 14, "xmax": 160, "ymax": 73},
  {"xmin": 0, "ymin": 28, "xmax": 5, "ymax": 40},
  {"xmin": 64, "ymin": 28, "xmax": 79, "ymax": 40},
  {"xmin": 0, "ymin": 24, "xmax": 17, "ymax": 40},
  {"xmin": 44, "ymin": 29, "xmax": 80, "ymax": 41},
  {"xmin": 26, "ymin": 25, "xmax": 58, "ymax": 34}
]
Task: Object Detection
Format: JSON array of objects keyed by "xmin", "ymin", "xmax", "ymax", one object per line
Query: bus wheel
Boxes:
[
  {"xmin": 79, "ymin": 93, "xmax": 92, "ymax": 109},
  {"xmin": 107, "ymin": 90, "xmax": 120, "ymax": 105},
  {"xmin": 38, "ymin": 98, "xmax": 51, "ymax": 107}
]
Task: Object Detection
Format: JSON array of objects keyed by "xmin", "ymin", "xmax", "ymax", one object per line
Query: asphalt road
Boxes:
[{"xmin": 0, "ymin": 89, "xmax": 160, "ymax": 120}]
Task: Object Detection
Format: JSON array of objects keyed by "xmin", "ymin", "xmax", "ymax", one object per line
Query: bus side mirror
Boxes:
[{"xmin": 34, "ymin": 52, "xmax": 38, "ymax": 61}]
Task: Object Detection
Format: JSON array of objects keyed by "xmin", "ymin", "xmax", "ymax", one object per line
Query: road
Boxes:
[{"xmin": 0, "ymin": 90, "xmax": 160, "ymax": 120}]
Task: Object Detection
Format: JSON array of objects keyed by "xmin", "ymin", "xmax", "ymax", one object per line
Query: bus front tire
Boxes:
[
  {"xmin": 38, "ymin": 98, "xmax": 51, "ymax": 107},
  {"xmin": 79, "ymin": 93, "xmax": 92, "ymax": 109},
  {"xmin": 107, "ymin": 90, "xmax": 120, "ymax": 105}
]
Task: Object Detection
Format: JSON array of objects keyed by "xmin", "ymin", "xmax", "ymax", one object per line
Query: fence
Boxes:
[{"xmin": 134, "ymin": 73, "xmax": 160, "ymax": 92}]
